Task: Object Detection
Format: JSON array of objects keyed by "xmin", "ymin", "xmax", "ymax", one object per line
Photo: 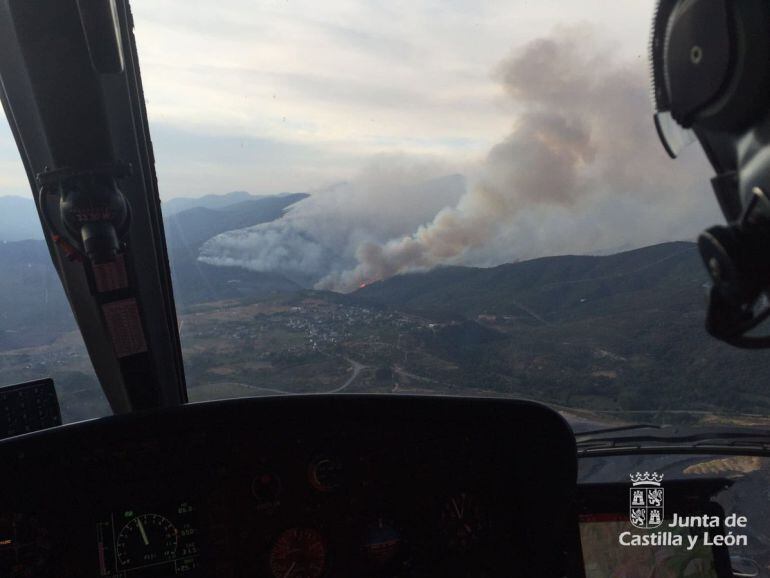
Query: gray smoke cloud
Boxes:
[
  {"xmin": 199, "ymin": 156, "xmax": 466, "ymax": 285},
  {"xmin": 318, "ymin": 27, "xmax": 715, "ymax": 290},
  {"xmin": 202, "ymin": 27, "xmax": 717, "ymax": 291}
]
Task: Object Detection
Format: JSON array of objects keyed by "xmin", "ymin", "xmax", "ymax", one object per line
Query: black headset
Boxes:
[{"xmin": 651, "ymin": 0, "xmax": 770, "ymax": 348}]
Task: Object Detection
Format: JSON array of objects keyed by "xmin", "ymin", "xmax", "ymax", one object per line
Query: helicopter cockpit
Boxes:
[{"xmin": 0, "ymin": 1, "xmax": 767, "ymax": 577}]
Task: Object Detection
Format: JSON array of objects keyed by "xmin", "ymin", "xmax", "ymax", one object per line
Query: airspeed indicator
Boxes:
[{"xmin": 116, "ymin": 513, "xmax": 179, "ymax": 568}]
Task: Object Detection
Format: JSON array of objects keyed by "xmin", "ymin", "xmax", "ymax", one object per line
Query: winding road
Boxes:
[{"xmin": 328, "ymin": 358, "xmax": 368, "ymax": 393}]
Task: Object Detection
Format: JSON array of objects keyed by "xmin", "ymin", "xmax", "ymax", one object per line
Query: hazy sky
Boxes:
[{"xmin": 0, "ymin": 0, "xmax": 659, "ymax": 199}]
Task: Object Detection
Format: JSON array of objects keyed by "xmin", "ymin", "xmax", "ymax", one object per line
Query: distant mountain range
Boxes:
[
  {"xmin": 161, "ymin": 191, "xmax": 298, "ymax": 215},
  {"xmin": 0, "ymin": 190, "xmax": 299, "ymax": 241},
  {"xmin": 164, "ymin": 193, "xmax": 308, "ymax": 252},
  {"xmin": 0, "ymin": 191, "xmax": 308, "ymax": 347}
]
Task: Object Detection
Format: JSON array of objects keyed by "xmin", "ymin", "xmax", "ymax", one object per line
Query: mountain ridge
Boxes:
[
  {"xmin": 161, "ymin": 190, "xmax": 286, "ymax": 214},
  {"xmin": 353, "ymin": 241, "xmax": 703, "ymax": 320}
]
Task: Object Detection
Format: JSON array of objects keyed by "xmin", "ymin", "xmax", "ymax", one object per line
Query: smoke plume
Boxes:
[
  {"xmin": 199, "ymin": 157, "xmax": 466, "ymax": 284},
  {"xmin": 202, "ymin": 27, "xmax": 716, "ymax": 291},
  {"xmin": 318, "ymin": 28, "xmax": 712, "ymax": 290}
]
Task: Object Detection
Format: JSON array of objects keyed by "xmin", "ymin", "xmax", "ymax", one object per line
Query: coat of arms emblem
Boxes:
[{"xmin": 629, "ymin": 472, "xmax": 664, "ymax": 529}]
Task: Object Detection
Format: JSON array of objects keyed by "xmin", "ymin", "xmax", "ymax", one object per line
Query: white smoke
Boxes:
[
  {"xmin": 201, "ymin": 27, "xmax": 716, "ymax": 291},
  {"xmin": 198, "ymin": 155, "xmax": 466, "ymax": 284},
  {"xmin": 318, "ymin": 28, "xmax": 714, "ymax": 290}
]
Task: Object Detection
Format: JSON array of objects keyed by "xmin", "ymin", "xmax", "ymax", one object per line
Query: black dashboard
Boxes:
[{"xmin": 0, "ymin": 395, "xmax": 578, "ymax": 577}]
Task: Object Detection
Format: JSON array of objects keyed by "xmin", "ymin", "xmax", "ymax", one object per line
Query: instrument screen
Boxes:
[
  {"xmin": 579, "ymin": 514, "xmax": 719, "ymax": 578},
  {"xmin": 0, "ymin": 378, "xmax": 61, "ymax": 440}
]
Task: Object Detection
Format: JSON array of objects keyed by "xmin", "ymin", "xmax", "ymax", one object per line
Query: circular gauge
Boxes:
[
  {"xmin": 269, "ymin": 527, "xmax": 326, "ymax": 578},
  {"xmin": 308, "ymin": 456, "xmax": 343, "ymax": 492},
  {"xmin": 440, "ymin": 492, "xmax": 485, "ymax": 551},
  {"xmin": 252, "ymin": 472, "xmax": 282, "ymax": 510},
  {"xmin": 363, "ymin": 518, "xmax": 401, "ymax": 565},
  {"xmin": 116, "ymin": 514, "xmax": 179, "ymax": 568}
]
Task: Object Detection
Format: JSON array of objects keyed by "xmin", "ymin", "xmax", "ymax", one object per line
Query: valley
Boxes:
[{"xmin": 1, "ymin": 193, "xmax": 770, "ymax": 427}]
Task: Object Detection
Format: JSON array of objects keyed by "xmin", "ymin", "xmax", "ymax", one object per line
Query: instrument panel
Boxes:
[{"xmin": 0, "ymin": 395, "xmax": 577, "ymax": 577}]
